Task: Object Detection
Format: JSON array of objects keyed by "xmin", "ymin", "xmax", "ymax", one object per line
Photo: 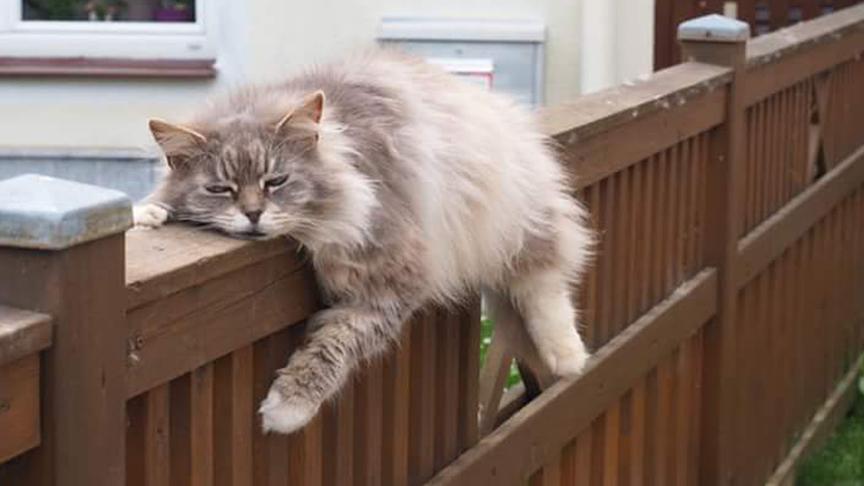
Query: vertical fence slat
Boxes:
[
  {"xmin": 602, "ymin": 401, "xmax": 621, "ymax": 486},
  {"xmin": 630, "ymin": 379, "xmax": 647, "ymax": 486},
  {"xmin": 147, "ymin": 385, "xmax": 172, "ymax": 486},
  {"xmin": 382, "ymin": 330, "xmax": 411, "ymax": 486},
  {"xmin": 434, "ymin": 309, "xmax": 461, "ymax": 470},
  {"xmin": 214, "ymin": 347, "xmax": 253, "ymax": 486},
  {"xmin": 408, "ymin": 314, "xmax": 437, "ymax": 483},
  {"xmin": 170, "ymin": 374, "xmax": 192, "ymax": 486},
  {"xmin": 190, "ymin": 364, "xmax": 214, "ymax": 486},
  {"xmin": 354, "ymin": 359, "xmax": 383, "ymax": 486},
  {"xmin": 457, "ymin": 300, "xmax": 481, "ymax": 452}
]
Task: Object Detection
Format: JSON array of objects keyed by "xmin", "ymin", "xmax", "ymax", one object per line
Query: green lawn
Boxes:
[
  {"xmin": 797, "ymin": 371, "xmax": 864, "ymax": 485},
  {"xmin": 479, "ymin": 316, "xmax": 522, "ymax": 389}
]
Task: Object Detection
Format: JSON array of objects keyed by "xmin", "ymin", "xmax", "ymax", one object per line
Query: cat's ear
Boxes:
[
  {"xmin": 275, "ymin": 90, "xmax": 325, "ymax": 138},
  {"xmin": 148, "ymin": 118, "xmax": 207, "ymax": 169}
]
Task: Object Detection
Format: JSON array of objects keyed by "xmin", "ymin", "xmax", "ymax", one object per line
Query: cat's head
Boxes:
[{"xmin": 149, "ymin": 91, "xmax": 373, "ymax": 245}]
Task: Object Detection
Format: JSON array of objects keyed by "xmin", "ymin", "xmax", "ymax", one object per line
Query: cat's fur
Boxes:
[{"xmin": 135, "ymin": 49, "xmax": 593, "ymax": 434}]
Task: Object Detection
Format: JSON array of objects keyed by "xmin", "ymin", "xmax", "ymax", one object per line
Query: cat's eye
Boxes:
[
  {"xmin": 264, "ymin": 175, "xmax": 290, "ymax": 189},
  {"xmin": 204, "ymin": 184, "xmax": 234, "ymax": 195}
]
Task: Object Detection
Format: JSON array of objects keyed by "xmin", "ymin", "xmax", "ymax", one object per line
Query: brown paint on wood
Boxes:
[
  {"xmin": 434, "ymin": 309, "xmax": 462, "ymax": 469},
  {"xmin": 408, "ymin": 314, "xmax": 437, "ymax": 483},
  {"xmin": 429, "ymin": 270, "xmax": 717, "ymax": 485},
  {"xmin": 190, "ymin": 364, "xmax": 215, "ymax": 486},
  {"xmin": 457, "ymin": 298, "xmax": 481, "ymax": 451},
  {"xmin": 0, "ymin": 355, "xmax": 40, "ymax": 464},
  {"xmin": 0, "ymin": 235, "xmax": 128, "ymax": 486},
  {"xmin": 214, "ymin": 347, "xmax": 253, "ymax": 486},
  {"xmin": 0, "ymin": 306, "xmax": 52, "ymax": 367},
  {"xmin": 146, "ymin": 385, "xmax": 171, "ymax": 486},
  {"xmin": 170, "ymin": 374, "xmax": 192, "ymax": 486},
  {"xmin": 126, "ymin": 257, "xmax": 319, "ymax": 398},
  {"xmin": 382, "ymin": 329, "xmax": 410, "ymax": 486}
]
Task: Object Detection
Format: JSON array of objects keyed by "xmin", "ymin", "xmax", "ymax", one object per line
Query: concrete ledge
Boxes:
[{"xmin": 0, "ymin": 174, "xmax": 132, "ymax": 250}]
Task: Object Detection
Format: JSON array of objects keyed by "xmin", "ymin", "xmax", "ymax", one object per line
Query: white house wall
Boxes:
[{"xmin": 0, "ymin": 0, "xmax": 653, "ymax": 151}]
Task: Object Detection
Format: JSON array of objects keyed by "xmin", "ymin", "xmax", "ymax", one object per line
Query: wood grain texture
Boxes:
[
  {"xmin": 0, "ymin": 355, "xmax": 40, "ymax": 463},
  {"xmin": 0, "ymin": 235, "xmax": 128, "ymax": 486},
  {"xmin": 0, "ymin": 306, "xmax": 52, "ymax": 367},
  {"xmin": 429, "ymin": 270, "xmax": 717, "ymax": 485}
]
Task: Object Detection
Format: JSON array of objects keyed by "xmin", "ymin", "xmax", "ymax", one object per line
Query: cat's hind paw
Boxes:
[
  {"xmin": 133, "ymin": 204, "xmax": 169, "ymax": 229},
  {"xmin": 541, "ymin": 337, "xmax": 591, "ymax": 378},
  {"xmin": 259, "ymin": 388, "xmax": 319, "ymax": 434}
]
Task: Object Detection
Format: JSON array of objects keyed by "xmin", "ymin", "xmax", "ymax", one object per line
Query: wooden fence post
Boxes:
[
  {"xmin": 678, "ymin": 15, "xmax": 750, "ymax": 486},
  {"xmin": 0, "ymin": 174, "xmax": 132, "ymax": 486}
]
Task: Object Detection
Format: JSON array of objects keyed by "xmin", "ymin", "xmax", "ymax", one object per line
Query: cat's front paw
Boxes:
[
  {"xmin": 259, "ymin": 384, "xmax": 319, "ymax": 434},
  {"xmin": 133, "ymin": 204, "xmax": 169, "ymax": 229}
]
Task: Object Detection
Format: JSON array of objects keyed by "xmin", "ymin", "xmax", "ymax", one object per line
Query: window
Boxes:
[{"xmin": 0, "ymin": 0, "xmax": 216, "ymax": 75}]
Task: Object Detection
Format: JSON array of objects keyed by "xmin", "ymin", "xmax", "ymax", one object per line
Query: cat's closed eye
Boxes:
[
  {"xmin": 264, "ymin": 174, "xmax": 290, "ymax": 190},
  {"xmin": 204, "ymin": 183, "xmax": 234, "ymax": 195}
]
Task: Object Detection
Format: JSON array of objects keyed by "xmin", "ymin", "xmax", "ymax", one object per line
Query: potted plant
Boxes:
[
  {"xmin": 153, "ymin": 0, "xmax": 193, "ymax": 22},
  {"xmin": 83, "ymin": 0, "xmax": 127, "ymax": 21}
]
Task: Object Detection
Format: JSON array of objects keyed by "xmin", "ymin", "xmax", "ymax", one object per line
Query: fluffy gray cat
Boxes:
[{"xmin": 134, "ymin": 49, "xmax": 593, "ymax": 434}]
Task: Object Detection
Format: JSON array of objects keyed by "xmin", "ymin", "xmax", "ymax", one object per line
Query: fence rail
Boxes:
[{"xmin": 2, "ymin": 6, "xmax": 864, "ymax": 486}]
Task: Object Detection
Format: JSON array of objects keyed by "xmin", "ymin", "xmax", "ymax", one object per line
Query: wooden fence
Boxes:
[
  {"xmin": 655, "ymin": 0, "xmax": 864, "ymax": 69},
  {"xmin": 1, "ymin": 6, "xmax": 864, "ymax": 486}
]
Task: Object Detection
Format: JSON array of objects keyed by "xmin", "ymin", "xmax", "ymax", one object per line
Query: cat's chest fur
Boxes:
[{"xmin": 310, "ymin": 236, "xmax": 427, "ymax": 310}]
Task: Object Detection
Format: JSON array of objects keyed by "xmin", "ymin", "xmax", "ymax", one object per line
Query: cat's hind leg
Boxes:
[
  {"xmin": 259, "ymin": 305, "xmax": 407, "ymax": 434},
  {"xmin": 508, "ymin": 267, "xmax": 590, "ymax": 377}
]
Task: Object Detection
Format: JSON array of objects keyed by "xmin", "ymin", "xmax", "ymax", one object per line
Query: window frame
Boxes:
[{"xmin": 0, "ymin": 0, "xmax": 216, "ymax": 62}]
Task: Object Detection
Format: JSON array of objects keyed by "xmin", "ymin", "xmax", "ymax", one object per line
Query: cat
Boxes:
[{"xmin": 134, "ymin": 49, "xmax": 593, "ymax": 435}]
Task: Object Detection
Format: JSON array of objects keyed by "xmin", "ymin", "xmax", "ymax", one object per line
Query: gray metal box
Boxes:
[{"xmin": 378, "ymin": 18, "xmax": 546, "ymax": 106}]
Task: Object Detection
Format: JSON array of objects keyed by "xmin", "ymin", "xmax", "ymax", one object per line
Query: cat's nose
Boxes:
[{"xmin": 244, "ymin": 210, "xmax": 262, "ymax": 224}]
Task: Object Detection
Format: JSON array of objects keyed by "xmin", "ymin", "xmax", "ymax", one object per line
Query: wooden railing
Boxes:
[
  {"xmin": 654, "ymin": 0, "xmax": 864, "ymax": 69},
  {"xmin": 1, "ymin": 6, "xmax": 864, "ymax": 486}
]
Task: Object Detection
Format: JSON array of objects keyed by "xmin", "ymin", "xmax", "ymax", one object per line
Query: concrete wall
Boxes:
[{"xmin": 0, "ymin": 0, "xmax": 653, "ymax": 152}]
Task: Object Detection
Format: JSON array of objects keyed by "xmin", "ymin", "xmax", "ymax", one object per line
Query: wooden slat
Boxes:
[
  {"xmin": 737, "ymin": 143, "xmax": 864, "ymax": 286},
  {"xmin": 0, "ymin": 306, "xmax": 52, "ymax": 367},
  {"xmin": 125, "ymin": 226, "xmax": 294, "ymax": 308},
  {"xmin": 382, "ymin": 329, "xmax": 411, "ymax": 486},
  {"xmin": 0, "ymin": 354, "xmax": 40, "ymax": 464},
  {"xmin": 126, "ymin": 260, "xmax": 319, "ymax": 398},
  {"xmin": 629, "ymin": 381, "xmax": 647, "ymax": 486},
  {"xmin": 170, "ymin": 374, "xmax": 192, "ymax": 486},
  {"xmin": 266, "ymin": 332, "xmax": 292, "ymax": 485},
  {"xmin": 146, "ymin": 385, "xmax": 171, "ymax": 486},
  {"xmin": 214, "ymin": 347, "xmax": 253, "ymax": 486},
  {"xmin": 429, "ymin": 269, "xmax": 717, "ymax": 485},
  {"xmin": 457, "ymin": 299, "xmax": 481, "ymax": 451},
  {"xmin": 190, "ymin": 364, "xmax": 215, "ymax": 486},
  {"xmin": 434, "ymin": 309, "xmax": 462, "ymax": 469},
  {"xmin": 555, "ymin": 87, "xmax": 728, "ymax": 191},
  {"xmin": 408, "ymin": 314, "xmax": 437, "ymax": 483},
  {"xmin": 354, "ymin": 359, "xmax": 384, "ymax": 486},
  {"xmin": 744, "ymin": 5, "xmax": 864, "ymax": 105},
  {"xmin": 323, "ymin": 380, "xmax": 355, "ymax": 486},
  {"xmin": 0, "ymin": 235, "xmax": 128, "ymax": 486}
]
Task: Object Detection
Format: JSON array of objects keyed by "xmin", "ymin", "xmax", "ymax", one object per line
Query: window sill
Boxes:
[{"xmin": 0, "ymin": 57, "xmax": 216, "ymax": 79}]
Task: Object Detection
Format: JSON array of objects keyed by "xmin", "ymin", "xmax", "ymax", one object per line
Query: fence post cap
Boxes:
[
  {"xmin": 678, "ymin": 14, "xmax": 750, "ymax": 42},
  {"xmin": 0, "ymin": 174, "xmax": 132, "ymax": 250}
]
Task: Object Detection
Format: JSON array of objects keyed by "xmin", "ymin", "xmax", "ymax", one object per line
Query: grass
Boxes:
[
  {"xmin": 479, "ymin": 315, "xmax": 522, "ymax": 389},
  {"xmin": 797, "ymin": 369, "xmax": 864, "ymax": 485}
]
